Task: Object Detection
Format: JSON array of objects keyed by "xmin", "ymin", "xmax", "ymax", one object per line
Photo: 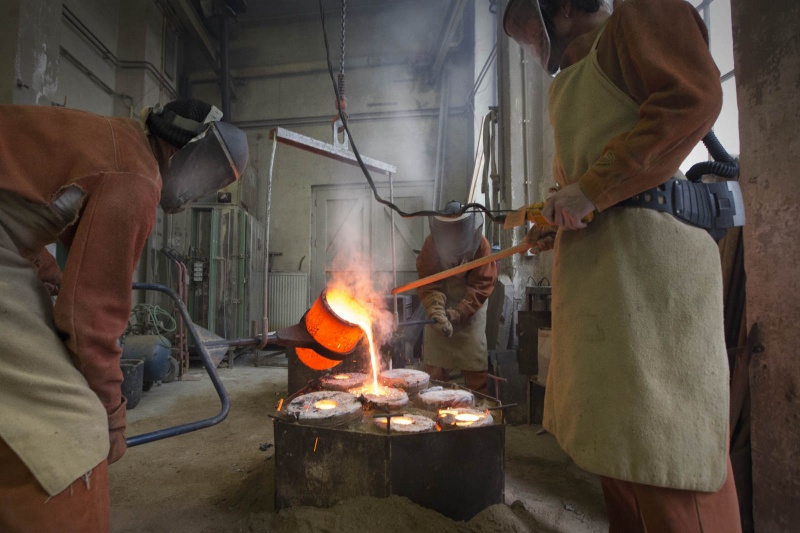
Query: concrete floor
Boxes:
[{"xmin": 110, "ymin": 353, "xmax": 608, "ymax": 532}]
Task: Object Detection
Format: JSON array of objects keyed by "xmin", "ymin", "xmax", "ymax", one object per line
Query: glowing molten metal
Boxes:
[
  {"xmin": 325, "ymin": 287, "xmax": 382, "ymax": 395},
  {"xmin": 314, "ymin": 399, "xmax": 338, "ymax": 410},
  {"xmin": 438, "ymin": 408, "xmax": 493, "ymax": 428}
]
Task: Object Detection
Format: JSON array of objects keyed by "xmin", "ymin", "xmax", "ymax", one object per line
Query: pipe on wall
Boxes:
[
  {"xmin": 62, "ymin": 4, "xmax": 178, "ymax": 100},
  {"xmin": 218, "ymin": 14, "xmax": 231, "ymax": 119},
  {"xmin": 433, "ymin": 68, "xmax": 452, "ymax": 209},
  {"xmin": 233, "ymin": 106, "xmax": 468, "ymax": 130}
]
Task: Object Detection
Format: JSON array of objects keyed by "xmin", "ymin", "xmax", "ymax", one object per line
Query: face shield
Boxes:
[
  {"xmin": 429, "ymin": 212, "xmax": 485, "ymax": 270},
  {"xmin": 159, "ymin": 121, "xmax": 249, "ymax": 213},
  {"xmin": 503, "ymin": 0, "xmax": 560, "ymax": 76}
]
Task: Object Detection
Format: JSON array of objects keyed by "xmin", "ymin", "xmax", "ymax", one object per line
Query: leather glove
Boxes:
[
  {"xmin": 107, "ymin": 398, "xmax": 128, "ymax": 464},
  {"xmin": 524, "ymin": 225, "xmax": 558, "ymax": 254},
  {"xmin": 32, "ymin": 248, "xmax": 62, "ymax": 296},
  {"xmin": 431, "ymin": 312, "xmax": 453, "ymax": 337},
  {"xmin": 422, "ymin": 291, "xmax": 453, "ymax": 338},
  {"xmin": 445, "ymin": 308, "xmax": 461, "ymax": 325}
]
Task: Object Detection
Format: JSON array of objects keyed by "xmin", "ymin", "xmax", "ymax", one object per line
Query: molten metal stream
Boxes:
[{"xmin": 325, "ymin": 288, "xmax": 381, "ymax": 395}]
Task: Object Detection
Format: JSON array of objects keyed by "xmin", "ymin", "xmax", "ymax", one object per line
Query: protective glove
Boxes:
[
  {"xmin": 107, "ymin": 398, "xmax": 127, "ymax": 464},
  {"xmin": 445, "ymin": 308, "xmax": 461, "ymax": 325},
  {"xmin": 422, "ymin": 291, "xmax": 453, "ymax": 338},
  {"xmin": 541, "ymin": 182, "xmax": 596, "ymax": 230},
  {"xmin": 32, "ymin": 247, "xmax": 62, "ymax": 296},
  {"xmin": 524, "ymin": 225, "xmax": 558, "ymax": 254},
  {"xmin": 431, "ymin": 313, "xmax": 453, "ymax": 337}
]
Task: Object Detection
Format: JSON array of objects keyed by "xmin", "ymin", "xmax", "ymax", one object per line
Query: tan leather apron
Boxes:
[
  {"xmin": 423, "ymin": 274, "xmax": 489, "ymax": 372},
  {"xmin": 0, "ymin": 190, "xmax": 108, "ymax": 496},
  {"xmin": 542, "ymin": 26, "xmax": 729, "ymax": 491}
]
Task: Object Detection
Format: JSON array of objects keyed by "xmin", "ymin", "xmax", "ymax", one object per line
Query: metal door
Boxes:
[{"xmin": 311, "ymin": 182, "xmax": 433, "ymax": 303}]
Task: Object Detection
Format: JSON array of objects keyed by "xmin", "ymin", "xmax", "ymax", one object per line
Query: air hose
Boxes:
[{"xmin": 685, "ymin": 130, "xmax": 739, "ymax": 182}]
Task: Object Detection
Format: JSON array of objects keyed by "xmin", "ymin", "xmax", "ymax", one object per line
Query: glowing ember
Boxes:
[
  {"xmin": 351, "ymin": 384, "xmax": 409, "ymax": 410},
  {"xmin": 326, "ymin": 288, "xmax": 382, "ymax": 395},
  {"xmin": 284, "ymin": 391, "xmax": 362, "ymax": 426},
  {"xmin": 314, "ymin": 399, "xmax": 338, "ymax": 410},
  {"xmin": 438, "ymin": 407, "xmax": 493, "ymax": 429},
  {"xmin": 348, "ymin": 383, "xmax": 397, "ymax": 397},
  {"xmin": 333, "ymin": 374, "xmax": 350, "ymax": 380},
  {"xmin": 372, "ymin": 413, "xmax": 436, "ymax": 433}
]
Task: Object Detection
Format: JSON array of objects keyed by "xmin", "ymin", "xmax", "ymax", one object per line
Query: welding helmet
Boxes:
[
  {"xmin": 429, "ymin": 210, "xmax": 484, "ymax": 270},
  {"xmin": 145, "ymin": 99, "xmax": 249, "ymax": 213},
  {"xmin": 503, "ymin": 0, "xmax": 559, "ymax": 76}
]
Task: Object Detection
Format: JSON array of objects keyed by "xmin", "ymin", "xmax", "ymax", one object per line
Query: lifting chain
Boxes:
[
  {"xmin": 332, "ymin": 0, "xmax": 349, "ymax": 149},
  {"xmin": 338, "ymin": 0, "xmax": 347, "ymax": 102}
]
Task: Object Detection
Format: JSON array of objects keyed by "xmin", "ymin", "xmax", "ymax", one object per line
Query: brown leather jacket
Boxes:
[
  {"xmin": 0, "ymin": 105, "xmax": 161, "ymax": 460},
  {"xmin": 559, "ymin": 0, "xmax": 722, "ymax": 211}
]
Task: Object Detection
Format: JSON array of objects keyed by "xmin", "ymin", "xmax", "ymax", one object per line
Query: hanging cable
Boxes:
[{"xmin": 317, "ymin": 0, "xmax": 507, "ymax": 223}]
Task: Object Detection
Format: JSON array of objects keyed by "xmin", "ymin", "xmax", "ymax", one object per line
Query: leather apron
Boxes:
[
  {"xmin": 0, "ymin": 189, "xmax": 109, "ymax": 496},
  {"xmin": 542, "ymin": 26, "xmax": 729, "ymax": 491},
  {"xmin": 423, "ymin": 274, "xmax": 489, "ymax": 372}
]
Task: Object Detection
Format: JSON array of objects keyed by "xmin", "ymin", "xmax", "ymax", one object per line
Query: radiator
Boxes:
[{"xmin": 268, "ymin": 272, "xmax": 309, "ymax": 330}]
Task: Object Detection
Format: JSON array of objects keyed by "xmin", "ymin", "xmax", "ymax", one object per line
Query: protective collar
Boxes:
[{"xmin": 503, "ymin": 0, "xmax": 559, "ymax": 76}]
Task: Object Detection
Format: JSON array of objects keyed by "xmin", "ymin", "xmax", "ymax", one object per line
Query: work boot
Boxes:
[
  {"xmin": 424, "ymin": 364, "xmax": 449, "ymax": 383},
  {"xmin": 462, "ymin": 370, "xmax": 488, "ymax": 395}
]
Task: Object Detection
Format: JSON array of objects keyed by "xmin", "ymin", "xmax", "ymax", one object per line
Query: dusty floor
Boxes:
[{"xmin": 110, "ymin": 353, "xmax": 608, "ymax": 532}]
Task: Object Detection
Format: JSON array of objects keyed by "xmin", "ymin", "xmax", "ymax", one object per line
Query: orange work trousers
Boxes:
[
  {"xmin": 601, "ymin": 455, "xmax": 742, "ymax": 533},
  {"xmin": 0, "ymin": 438, "xmax": 110, "ymax": 533}
]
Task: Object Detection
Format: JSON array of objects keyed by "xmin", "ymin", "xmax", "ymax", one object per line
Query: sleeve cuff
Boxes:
[{"xmin": 579, "ymin": 171, "xmax": 617, "ymax": 212}]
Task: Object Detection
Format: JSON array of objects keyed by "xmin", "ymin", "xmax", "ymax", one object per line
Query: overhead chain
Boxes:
[{"xmin": 338, "ymin": 0, "xmax": 346, "ymax": 101}]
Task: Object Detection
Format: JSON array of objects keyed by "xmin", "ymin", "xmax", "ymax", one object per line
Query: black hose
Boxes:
[{"xmin": 685, "ymin": 130, "xmax": 739, "ymax": 182}]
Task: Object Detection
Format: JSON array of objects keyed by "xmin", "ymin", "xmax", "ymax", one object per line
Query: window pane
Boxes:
[
  {"xmin": 709, "ymin": 0, "xmax": 734, "ymax": 75},
  {"xmin": 682, "ymin": 0, "xmax": 738, "ymax": 173}
]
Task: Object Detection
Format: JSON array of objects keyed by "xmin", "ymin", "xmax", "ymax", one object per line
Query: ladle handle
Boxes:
[
  {"xmin": 395, "ymin": 319, "xmax": 436, "ymax": 328},
  {"xmin": 390, "ymin": 242, "xmax": 531, "ymax": 294}
]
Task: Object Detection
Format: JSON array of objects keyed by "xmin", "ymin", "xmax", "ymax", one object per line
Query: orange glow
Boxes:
[
  {"xmin": 333, "ymin": 374, "xmax": 350, "ymax": 380},
  {"xmin": 391, "ymin": 416, "xmax": 414, "ymax": 426},
  {"xmin": 296, "ymin": 347, "xmax": 341, "ymax": 370},
  {"xmin": 455, "ymin": 413, "xmax": 482, "ymax": 423},
  {"xmin": 313, "ymin": 437, "xmax": 319, "ymax": 452},
  {"xmin": 314, "ymin": 399, "xmax": 338, "ymax": 410},
  {"xmin": 305, "ymin": 290, "xmax": 364, "ymax": 355},
  {"xmin": 325, "ymin": 287, "xmax": 382, "ymax": 395},
  {"xmin": 348, "ymin": 383, "xmax": 398, "ymax": 397},
  {"xmin": 277, "ymin": 398, "xmax": 284, "ymax": 411},
  {"xmin": 439, "ymin": 408, "xmax": 489, "ymax": 427}
]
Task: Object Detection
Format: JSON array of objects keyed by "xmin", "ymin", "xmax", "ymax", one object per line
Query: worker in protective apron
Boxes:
[
  {"xmin": 416, "ymin": 212, "xmax": 497, "ymax": 394},
  {"xmin": 504, "ymin": 0, "xmax": 741, "ymax": 530},
  {"xmin": 0, "ymin": 100, "xmax": 248, "ymax": 532}
]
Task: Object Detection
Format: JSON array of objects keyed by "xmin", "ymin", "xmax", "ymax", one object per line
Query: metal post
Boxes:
[
  {"xmin": 218, "ymin": 14, "xmax": 231, "ymax": 120},
  {"xmin": 259, "ymin": 134, "xmax": 278, "ymax": 349},
  {"xmin": 209, "ymin": 210, "xmax": 220, "ymax": 336},
  {"xmin": 389, "ymin": 173, "xmax": 398, "ymax": 324}
]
